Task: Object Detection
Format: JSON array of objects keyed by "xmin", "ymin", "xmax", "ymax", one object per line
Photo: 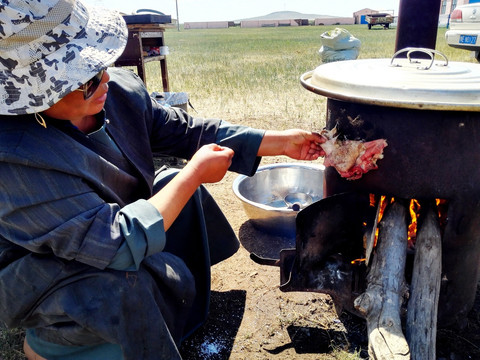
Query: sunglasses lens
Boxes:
[{"xmin": 83, "ymin": 69, "xmax": 105, "ymax": 100}]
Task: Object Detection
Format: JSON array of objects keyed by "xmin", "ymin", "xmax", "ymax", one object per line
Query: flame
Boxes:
[
  {"xmin": 373, "ymin": 196, "xmax": 389, "ymax": 248},
  {"xmin": 378, "ymin": 196, "xmax": 389, "ymax": 223},
  {"xmin": 351, "ymin": 258, "xmax": 366, "ymax": 265},
  {"xmin": 407, "ymin": 199, "xmax": 421, "ymax": 249},
  {"xmin": 370, "ymin": 197, "xmax": 446, "ymax": 251},
  {"xmin": 354, "ymin": 196, "xmax": 448, "ymax": 266}
]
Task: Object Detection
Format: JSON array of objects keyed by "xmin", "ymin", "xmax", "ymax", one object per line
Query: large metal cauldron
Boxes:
[{"xmin": 301, "ymin": 49, "xmax": 480, "ymax": 326}]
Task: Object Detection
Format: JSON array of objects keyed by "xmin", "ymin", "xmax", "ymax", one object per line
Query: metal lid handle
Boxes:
[{"xmin": 390, "ymin": 47, "xmax": 449, "ymax": 70}]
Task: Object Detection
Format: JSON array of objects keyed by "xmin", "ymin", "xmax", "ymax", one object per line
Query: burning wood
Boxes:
[
  {"xmin": 354, "ymin": 197, "xmax": 445, "ymax": 359},
  {"xmin": 354, "ymin": 199, "xmax": 410, "ymax": 359},
  {"xmin": 368, "ymin": 197, "xmax": 441, "ymax": 256},
  {"xmin": 364, "ymin": 195, "xmax": 383, "ymax": 265},
  {"xmin": 406, "ymin": 200, "xmax": 442, "ymax": 360},
  {"xmin": 320, "ymin": 127, "xmax": 388, "ymax": 181}
]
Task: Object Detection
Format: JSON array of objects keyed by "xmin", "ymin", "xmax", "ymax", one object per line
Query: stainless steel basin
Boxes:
[{"xmin": 232, "ymin": 163, "xmax": 325, "ymax": 237}]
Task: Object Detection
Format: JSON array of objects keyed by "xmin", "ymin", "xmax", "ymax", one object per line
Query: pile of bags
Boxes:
[{"xmin": 318, "ymin": 28, "xmax": 361, "ymax": 63}]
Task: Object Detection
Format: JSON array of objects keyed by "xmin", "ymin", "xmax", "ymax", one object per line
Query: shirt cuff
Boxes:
[
  {"xmin": 215, "ymin": 120, "xmax": 265, "ymax": 176},
  {"xmin": 108, "ymin": 199, "xmax": 166, "ymax": 270}
]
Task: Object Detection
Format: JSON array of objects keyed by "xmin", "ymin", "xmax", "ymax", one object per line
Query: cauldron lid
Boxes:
[{"xmin": 301, "ymin": 54, "xmax": 480, "ymax": 111}]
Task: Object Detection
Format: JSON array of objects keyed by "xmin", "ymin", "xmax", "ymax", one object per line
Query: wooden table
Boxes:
[{"xmin": 115, "ymin": 22, "xmax": 171, "ymax": 91}]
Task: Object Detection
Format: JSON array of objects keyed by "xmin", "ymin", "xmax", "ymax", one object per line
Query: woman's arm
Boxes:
[
  {"xmin": 257, "ymin": 129, "xmax": 325, "ymax": 160},
  {"xmin": 149, "ymin": 129, "xmax": 324, "ymax": 231},
  {"xmin": 148, "ymin": 144, "xmax": 234, "ymax": 231}
]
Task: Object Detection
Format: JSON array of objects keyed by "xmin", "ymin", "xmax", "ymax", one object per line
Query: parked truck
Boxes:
[{"xmin": 366, "ymin": 13, "xmax": 394, "ymax": 29}]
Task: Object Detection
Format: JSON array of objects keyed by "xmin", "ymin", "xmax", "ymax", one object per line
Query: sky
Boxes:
[{"xmin": 83, "ymin": 0, "xmax": 400, "ymax": 23}]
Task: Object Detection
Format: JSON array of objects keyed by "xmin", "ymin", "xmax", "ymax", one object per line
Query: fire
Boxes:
[
  {"xmin": 407, "ymin": 199, "xmax": 421, "ymax": 249},
  {"xmin": 351, "ymin": 258, "xmax": 366, "ymax": 265},
  {"xmin": 370, "ymin": 196, "xmax": 447, "ymax": 251},
  {"xmin": 354, "ymin": 196, "xmax": 447, "ymax": 265}
]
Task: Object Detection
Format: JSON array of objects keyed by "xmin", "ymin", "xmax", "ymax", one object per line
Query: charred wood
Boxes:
[
  {"xmin": 354, "ymin": 199, "xmax": 410, "ymax": 359},
  {"xmin": 406, "ymin": 200, "xmax": 442, "ymax": 360}
]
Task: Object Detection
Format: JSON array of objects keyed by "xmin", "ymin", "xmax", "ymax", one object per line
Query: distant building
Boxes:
[
  {"xmin": 184, "ymin": 21, "xmax": 231, "ymax": 29},
  {"xmin": 240, "ymin": 19, "xmax": 301, "ymax": 28}
]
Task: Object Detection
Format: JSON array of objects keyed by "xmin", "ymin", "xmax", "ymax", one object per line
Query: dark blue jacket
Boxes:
[{"xmin": 0, "ymin": 68, "xmax": 264, "ymax": 359}]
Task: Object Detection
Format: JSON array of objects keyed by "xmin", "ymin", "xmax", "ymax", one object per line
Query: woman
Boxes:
[{"xmin": 0, "ymin": 0, "xmax": 325, "ymax": 359}]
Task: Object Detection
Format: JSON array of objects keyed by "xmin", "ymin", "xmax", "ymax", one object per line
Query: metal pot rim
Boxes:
[{"xmin": 301, "ymin": 58, "xmax": 480, "ymax": 111}]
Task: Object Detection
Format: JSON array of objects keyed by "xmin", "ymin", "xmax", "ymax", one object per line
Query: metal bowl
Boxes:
[{"xmin": 232, "ymin": 163, "xmax": 325, "ymax": 237}]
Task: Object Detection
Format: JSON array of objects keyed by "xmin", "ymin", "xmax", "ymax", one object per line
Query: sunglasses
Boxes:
[{"xmin": 75, "ymin": 69, "xmax": 105, "ymax": 100}]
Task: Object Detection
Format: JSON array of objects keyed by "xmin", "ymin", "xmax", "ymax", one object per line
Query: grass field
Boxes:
[{"xmin": 1, "ymin": 24, "xmax": 478, "ymax": 360}]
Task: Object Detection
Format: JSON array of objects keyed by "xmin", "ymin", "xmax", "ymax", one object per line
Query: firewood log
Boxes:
[
  {"xmin": 354, "ymin": 199, "xmax": 410, "ymax": 359},
  {"xmin": 406, "ymin": 200, "xmax": 442, "ymax": 360}
]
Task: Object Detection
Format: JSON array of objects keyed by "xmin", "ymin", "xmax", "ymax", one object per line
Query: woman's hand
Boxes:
[
  {"xmin": 186, "ymin": 144, "xmax": 235, "ymax": 184},
  {"xmin": 148, "ymin": 144, "xmax": 234, "ymax": 231},
  {"xmin": 257, "ymin": 129, "xmax": 326, "ymax": 160}
]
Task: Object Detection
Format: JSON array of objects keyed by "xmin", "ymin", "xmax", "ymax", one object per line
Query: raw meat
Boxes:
[{"xmin": 320, "ymin": 127, "xmax": 387, "ymax": 180}]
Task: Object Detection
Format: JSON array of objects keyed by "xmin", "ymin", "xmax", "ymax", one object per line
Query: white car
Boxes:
[{"xmin": 445, "ymin": 3, "xmax": 480, "ymax": 61}]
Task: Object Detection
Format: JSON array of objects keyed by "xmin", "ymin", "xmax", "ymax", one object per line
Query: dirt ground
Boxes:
[{"xmin": 178, "ymin": 166, "xmax": 480, "ymax": 360}]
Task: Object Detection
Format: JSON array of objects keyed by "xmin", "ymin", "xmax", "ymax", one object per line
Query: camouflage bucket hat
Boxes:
[{"xmin": 0, "ymin": 0, "xmax": 128, "ymax": 115}]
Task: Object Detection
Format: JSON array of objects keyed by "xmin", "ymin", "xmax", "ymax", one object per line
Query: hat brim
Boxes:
[{"xmin": 0, "ymin": 0, "xmax": 128, "ymax": 115}]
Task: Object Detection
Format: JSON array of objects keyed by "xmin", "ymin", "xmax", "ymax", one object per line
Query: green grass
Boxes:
[{"xmin": 1, "ymin": 24, "xmax": 477, "ymax": 360}]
